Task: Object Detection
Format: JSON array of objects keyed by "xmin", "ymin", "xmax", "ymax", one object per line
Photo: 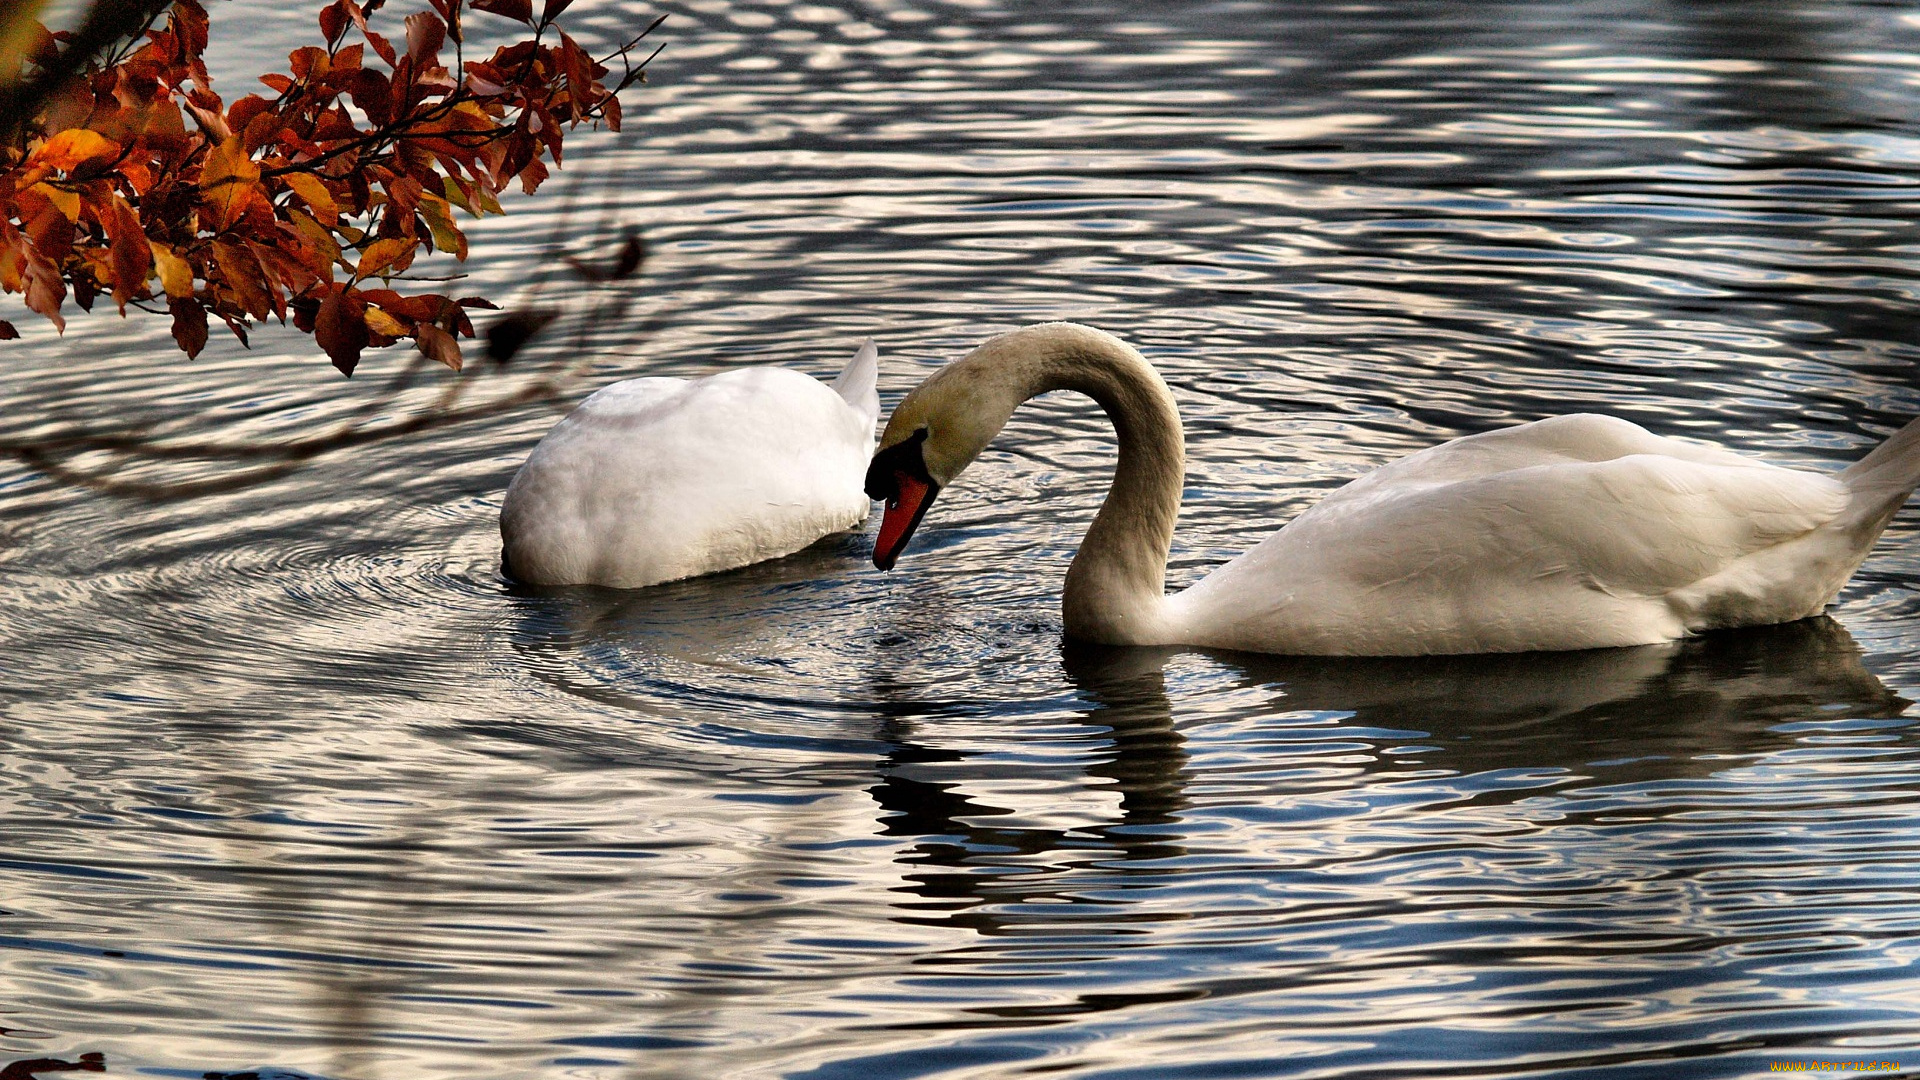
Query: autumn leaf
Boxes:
[
  {"xmin": 414, "ymin": 321, "xmax": 461, "ymax": 370},
  {"xmin": 23, "ymin": 254, "xmax": 65, "ymax": 332},
  {"xmin": 318, "ymin": 0, "xmax": 350, "ymax": 44},
  {"xmin": 3, "ymin": 0, "xmax": 660, "ymax": 374},
  {"xmin": 28, "ymin": 128, "xmax": 120, "ymax": 174},
  {"xmin": 315, "ymin": 288, "xmax": 369, "ymax": 375},
  {"xmin": 404, "ymin": 11, "xmax": 444, "ymax": 65},
  {"xmin": 418, "ymin": 195, "xmax": 466, "ymax": 259},
  {"xmin": 471, "ymin": 0, "xmax": 532, "ymax": 24},
  {"xmin": 0, "ymin": 320, "xmax": 18, "ymax": 341},
  {"xmin": 28, "ymin": 182, "xmax": 80, "ymax": 222},
  {"xmin": 200, "ymin": 136, "xmax": 263, "ymax": 232},
  {"xmin": 212, "ymin": 239, "xmax": 272, "ymax": 320},
  {"xmin": 363, "ymin": 304, "xmax": 407, "ymax": 336},
  {"xmin": 283, "ymin": 172, "xmax": 339, "ymax": 224},
  {"xmin": 169, "ymin": 296, "xmax": 208, "ymax": 358},
  {"xmin": 149, "ymin": 242, "xmax": 195, "ymax": 298},
  {"xmin": 356, "ymin": 236, "xmax": 414, "ymax": 278},
  {"xmin": 106, "ymin": 196, "xmax": 152, "ymax": 307}
]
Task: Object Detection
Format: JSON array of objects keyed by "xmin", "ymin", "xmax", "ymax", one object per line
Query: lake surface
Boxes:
[{"xmin": 5, "ymin": 1, "xmax": 1920, "ymax": 1077}]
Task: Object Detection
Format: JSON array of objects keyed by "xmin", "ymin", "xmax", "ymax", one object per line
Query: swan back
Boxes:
[{"xmin": 502, "ymin": 359, "xmax": 877, "ymax": 588}]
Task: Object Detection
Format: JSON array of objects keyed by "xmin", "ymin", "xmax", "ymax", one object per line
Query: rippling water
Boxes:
[{"xmin": 6, "ymin": 1, "xmax": 1920, "ymax": 1077}]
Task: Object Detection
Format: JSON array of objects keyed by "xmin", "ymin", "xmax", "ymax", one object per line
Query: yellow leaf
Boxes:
[
  {"xmin": 418, "ymin": 195, "xmax": 467, "ymax": 260},
  {"xmin": 285, "ymin": 208, "xmax": 341, "ymax": 278},
  {"xmin": 282, "ymin": 171, "xmax": 338, "ymax": 224},
  {"xmin": 29, "ymin": 182, "xmax": 80, "ymax": 222},
  {"xmin": 149, "ymin": 242, "xmax": 195, "ymax": 298},
  {"xmin": 356, "ymin": 237, "xmax": 414, "ymax": 278},
  {"xmin": 363, "ymin": 306, "xmax": 408, "ymax": 336}
]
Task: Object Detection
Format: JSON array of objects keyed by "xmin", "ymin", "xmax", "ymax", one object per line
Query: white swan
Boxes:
[
  {"xmin": 865, "ymin": 322, "xmax": 1920, "ymax": 655},
  {"xmin": 502, "ymin": 342, "xmax": 880, "ymax": 587}
]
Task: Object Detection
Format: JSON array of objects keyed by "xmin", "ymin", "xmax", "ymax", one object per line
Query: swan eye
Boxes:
[{"xmin": 866, "ymin": 428, "xmax": 931, "ymax": 502}]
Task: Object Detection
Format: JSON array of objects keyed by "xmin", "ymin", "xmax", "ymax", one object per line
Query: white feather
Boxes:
[{"xmin": 500, "ymin": 345, "xmax": 879, "ymax": 587}]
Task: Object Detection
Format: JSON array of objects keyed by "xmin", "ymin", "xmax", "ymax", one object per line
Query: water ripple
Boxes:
[{"xmin": 4, "ymin": 0, "xmax": 1920, "ymax": 1078}]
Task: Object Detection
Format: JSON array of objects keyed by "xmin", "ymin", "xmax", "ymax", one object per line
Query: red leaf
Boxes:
[
  {"xmin": 405, "ymin": 12, "xmax": 445, "ymax": 66},
  {"xmin": 346, "ymin": 68, "xmax": 392, "ymax": 124},
  {"xmin": 170, "ymin": 297, "xmax": 208, "ymax": 358},
  {"xmin": 0, "ymin": 320, "xmax": 18, "ymax": 340},
  {"xmin": 316, "ymin": 289, "xmax": 369, "ymax": 375},
  {"xmin": 227, "ymin": 93, "xmax": 273, "ymax": 133},
  {"xmin": 319, "ymin": 0, "xmax": 350, "ymax": 44},
  {"xmin": 291, "ymin": 295, "xmax": 321, "ymax": 333},
  {"xmin": 542, "ymin": 0, "xmax": 574, "ymax": 22},
  {"xmin": 365, "ymin": 30, "xmax": 397, "ymax": 67},
  {"xmin": 471, "ymin": 0, "xmax": 532, "ymax": 24}
]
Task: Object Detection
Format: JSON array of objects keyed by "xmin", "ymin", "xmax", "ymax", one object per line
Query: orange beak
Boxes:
[{"xmin": 873, "ymin": 469, "xmax": 937, "ymax": 571}]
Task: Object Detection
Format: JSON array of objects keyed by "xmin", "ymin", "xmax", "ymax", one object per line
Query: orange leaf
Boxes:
[
  {"xmin": 23, "ymin": 254, "xmax": 66, "ymax": 332},
  {"xmin": 30, "ymin": 129, "xmax": 121, "ymax": 173},
  {"xmin": 199, "ymin": 137, "xmax": 262, "ymax": 231},
  {"xmin": 365, "ymin": 29, "xmax": 397, "ymax": 67},
  {"xmin": 212, "ymin": 239, "xmax": 271, "ymax": 320},
  {"xmin": 107, "ymin": 197, "xmax": 152, "ymax": 307}
]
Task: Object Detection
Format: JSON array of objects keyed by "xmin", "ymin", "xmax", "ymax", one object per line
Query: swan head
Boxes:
[{"xmin": 865, "ymin": 344, "xmax": 1031, "ymax": 569}]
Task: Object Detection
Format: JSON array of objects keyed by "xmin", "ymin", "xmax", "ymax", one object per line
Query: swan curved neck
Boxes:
[{"xmin": 962, "ymin": 324, "xmax": 1185, "ymax": 644}]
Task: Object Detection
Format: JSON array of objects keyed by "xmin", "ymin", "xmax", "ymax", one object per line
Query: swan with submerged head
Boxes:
[
  {"xmin": 502, "ymin": 341, "xmax": 880, "ymax": 587},
  {"xmin": 865, "ymin": 322, "xmax": 1920, "ymax": 655}
]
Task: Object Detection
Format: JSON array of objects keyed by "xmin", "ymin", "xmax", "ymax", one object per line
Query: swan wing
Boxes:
[
  {"xmin": 1179, "ymin": 418, "xmax": 1852, "ymax": 654},
  {"xmin": 832, "ymin": 340, "xmax": 881, "ymax": 432}
]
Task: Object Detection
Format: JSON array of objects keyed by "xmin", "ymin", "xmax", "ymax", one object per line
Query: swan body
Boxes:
[
  {"xmin": 502, "ymin": 342, "xmax": 880, "ymax": 587},
  {"xmin": 865, "ymin": 322, "xmax": 1920, "ymax": 656}
]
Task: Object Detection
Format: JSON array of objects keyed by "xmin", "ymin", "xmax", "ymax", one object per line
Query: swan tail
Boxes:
[
  {"xmin": 1840, "ymin": 413, "xmax": 1920, "ymax": 536},
  {"xmin": 832, "ymin": 339, "xmax": 881, "ymax": 431}
]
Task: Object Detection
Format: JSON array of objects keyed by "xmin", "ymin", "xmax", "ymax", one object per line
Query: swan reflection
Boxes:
[{"xmin": 872, "ymin": 618, "xmax": 1910, "ymax": 920}]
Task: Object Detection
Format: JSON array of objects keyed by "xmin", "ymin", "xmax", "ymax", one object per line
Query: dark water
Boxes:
[{"xmin": 5, "ymin": 1, "xmax": 1920, "ymax": 1077}]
